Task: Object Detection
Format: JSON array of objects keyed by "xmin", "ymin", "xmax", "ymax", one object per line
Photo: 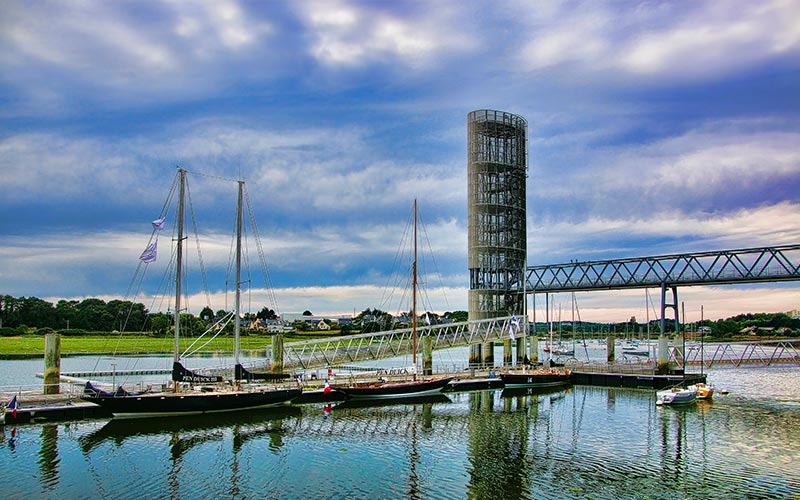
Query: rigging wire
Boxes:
[
  {"xmin": 184, "ymin": 174, "xmax": 212, "ymax": 312},
  {"xmin": 244, "ymin": 185, "xmax": 282, "ymax": 319},
  {"xmin": 417, "ymin": 205, "xmax": 451, "ymax": 315}
]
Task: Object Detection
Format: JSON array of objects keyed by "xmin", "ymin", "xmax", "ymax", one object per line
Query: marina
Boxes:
[{"xmin": 0, "ymin": 362, "xmax": 798, "ymax": 499}]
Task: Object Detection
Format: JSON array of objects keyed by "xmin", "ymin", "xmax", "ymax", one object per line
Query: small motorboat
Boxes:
[
  {"xmin": 656, "ymin": 387, "xmax": 697, "ymax": 406},
  {"xmin": 688, "ymin": 382, "xmax": 715, "ymax": 400}
]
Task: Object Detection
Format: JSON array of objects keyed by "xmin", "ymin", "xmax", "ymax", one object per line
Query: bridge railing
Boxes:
[{"xmin": 281, "ymin": 316, "xmax": 517, "ymax": 371}]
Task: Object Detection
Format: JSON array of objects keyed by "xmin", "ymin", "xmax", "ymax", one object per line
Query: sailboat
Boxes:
[
  {"xmin": 82, "ymin": 168, "xmax": 301, "ymax": 417},
  {"xmin": 331, "ymin": 200, "xmax": 454, "ymax": 400},
  {"xmin": 499, "ymin": 295, "xmax": 571, "ymax": 388}
]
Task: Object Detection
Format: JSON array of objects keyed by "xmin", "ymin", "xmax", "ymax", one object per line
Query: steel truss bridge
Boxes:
[
  {"xmin": 268, "ymin": 246, "xmax": 799, "ymax": 372},
  {"xmin": 525, "ymin": 245, "xmax": 800, "ymax": 292}
]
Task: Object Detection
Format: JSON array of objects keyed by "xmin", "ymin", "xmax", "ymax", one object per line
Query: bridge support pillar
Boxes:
[
  {"xmin": 529, "ymin": 336, "xmax": 538, "ymax": 365},
  {"xmin": 422, "ymin": 336, "xmax": 433, "ymax": 376},
  {"xmin": 657, "ymin": 335, "xmax": 670, "ymax": 374},
  {"xmin": 271, "ymin": 334, "xmax": 284, "ymax": 373},
  {"xmin": 515, "ymin": 337, "xmax": 526, "ymax": 365},
  {"xmin": 503, "ymin": 339, "xmax": 513, "ymax": 367},
  {"xmin": 483, "ymin": 341, "xmax": 494, "ymax": 368},
  {"xmin": 44, "ymin": 332, "xmax": 61, "ymax": 394},
  {"xmin": 469, "ymin": 344, "xmax": 483, "ymax": 368},
  {"xmin": 606, "ymin": 336, "xmax": 615, "ymax": 364}
]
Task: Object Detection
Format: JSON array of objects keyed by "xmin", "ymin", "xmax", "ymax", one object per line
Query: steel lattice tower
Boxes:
[{"xmin": 467, "ymin": 109, "xmax": 528, "ymax": 323}]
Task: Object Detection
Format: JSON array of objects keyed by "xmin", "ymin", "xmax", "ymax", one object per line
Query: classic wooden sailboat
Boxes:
[
  {"xmin": 332, "ymin": 200, "xmax": 454, "ymax": 400},
  {"xmin": 499, "ymin": 369, "xmax": 572, "ymax": 388},
  {"xmin": 82, "ymin": 168, "xmax": 301, "ymax": 417}
]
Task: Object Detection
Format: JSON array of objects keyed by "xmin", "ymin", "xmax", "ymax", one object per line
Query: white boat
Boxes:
[{"xmin": 656, "ymin": 387, "xmax": 697, "ymax": 406}]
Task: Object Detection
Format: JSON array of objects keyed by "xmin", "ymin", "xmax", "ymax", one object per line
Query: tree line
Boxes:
[
  {"xmin": 533, "ymin": 311, "xmax": 799, "ymax": 339},
  {"xmin": 1, "ymin": 294, "xmax": 796, "ymax": 339},
  {"xmin": 0, "ymin": 295, "xmax": 280, "ymax": 337}
]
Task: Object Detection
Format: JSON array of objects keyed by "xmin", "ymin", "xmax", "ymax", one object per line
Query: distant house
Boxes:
[
  {"xmin": 740, "ymin": 326, "xmax": 757, "ymax": 335},
  {"xmin": 282, "ymin": 313, "xmax": 344, "ymax": 330}
]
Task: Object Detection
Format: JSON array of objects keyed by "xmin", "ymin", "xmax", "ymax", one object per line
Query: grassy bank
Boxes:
[{"xmin": 0, "ymin": 334, "xmax": 328, "ymax": 358}]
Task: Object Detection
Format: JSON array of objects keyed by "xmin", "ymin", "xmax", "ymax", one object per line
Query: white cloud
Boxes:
[
  {"xmin": 296, "ymin": 0, "xmax": 474, "ymax": 68},
  {"xmin": 529, "ymin": 202, "xmax": 800, "ymax": 263},
  {"xmin": 0, "ymin": 133, "xmax": 146, "ymax": 202},
  {"xmin": 620, "ymin": 1, "xmax": 800, "ymax": 78},
  {"xmin": 513, "ymin": 0, "xmax": 800, "ymax": 82}
]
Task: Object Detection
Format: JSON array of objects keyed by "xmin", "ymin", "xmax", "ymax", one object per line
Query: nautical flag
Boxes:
[
  {"xmin": 7, "ymin": 395, "xmax": 17, "ymax": 419},
  {"xmin": 510, "ymin": 315, "xmax": 520, "ymax": 340},
  {"xmin": 323, "ymin": 381, "xmax": 332, "ymax": 394},
  {"xmin": 152, "ymin": 218, "xmax": 166, "ymax": 231},
  {"xmin": 140, "ymin": 241, "xmax": 158, "ymax": 263}
]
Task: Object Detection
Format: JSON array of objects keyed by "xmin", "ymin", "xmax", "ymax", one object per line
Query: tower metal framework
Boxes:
[{"xmin": 467, "ymin": 109, "xmax": 528, "ymax": 321}]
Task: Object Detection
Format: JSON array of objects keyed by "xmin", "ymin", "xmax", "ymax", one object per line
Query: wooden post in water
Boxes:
[
  {"xmin": 606, "ymin": 336, "xmax": 615, "ymax": 364},
  {"xmin": 270, "ymin": 334, "xmax": 284, "ymax": 374},
  {"xmin": 44, "ymin": 332, "xmax": 61, "ymax": 394},
  {"xmin": 422, "ymin": 336, "xmax": 433, "ymax": 376}
]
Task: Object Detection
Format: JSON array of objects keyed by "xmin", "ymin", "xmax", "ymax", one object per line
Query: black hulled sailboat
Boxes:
[{"xmin": 82, "ymin": 168, "xmax": 301, "ymax": 417}]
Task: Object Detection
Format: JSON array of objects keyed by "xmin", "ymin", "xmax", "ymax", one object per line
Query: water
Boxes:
[{"xmin": 1, "ymin": 363, "xmax": 799, "ymax": 499}]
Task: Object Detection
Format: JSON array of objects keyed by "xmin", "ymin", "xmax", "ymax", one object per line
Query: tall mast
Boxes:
[
  {"xmin": 234, "ymin": 180, "xmax": 244, "ymax": 370},
  {"xmin": 412, "ymin": 199, "xmax": 418, "ymax": 372},
  {"xmin": 174, "ymin": 168, "xmax": 186, "ymax": 363}
]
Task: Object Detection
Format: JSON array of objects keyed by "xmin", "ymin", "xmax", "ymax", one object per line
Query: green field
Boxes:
[{"xmin": 0, "ymin": 332, "xmax": 337, "ymax": 357}]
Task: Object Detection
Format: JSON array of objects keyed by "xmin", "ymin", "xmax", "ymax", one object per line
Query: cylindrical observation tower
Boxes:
[{"xmin": 467, "ymin": 109, "xmax": 528, "ymax": 323}]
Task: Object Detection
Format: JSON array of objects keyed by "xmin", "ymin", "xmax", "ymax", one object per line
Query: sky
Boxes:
[{"xmin": 1, "ymin": 0, "xmax": 799, "ymax": 323}]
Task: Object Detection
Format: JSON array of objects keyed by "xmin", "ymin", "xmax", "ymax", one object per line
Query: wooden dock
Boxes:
[{"xmin": 2, "ymin": 369, "xmax": 706, "ymax": 425}]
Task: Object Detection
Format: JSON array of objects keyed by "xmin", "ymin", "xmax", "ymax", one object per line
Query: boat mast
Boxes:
[
  {"xmin": 174, "ymin": 168, "xmax": 186, "ymax": 364},
  {"xmin": 234, "ymin": 180, "xmax": 244, "ymax": 374},
  {"xmin": 412, "ymin": 199, "xmax": 418, "ymax": 378}
]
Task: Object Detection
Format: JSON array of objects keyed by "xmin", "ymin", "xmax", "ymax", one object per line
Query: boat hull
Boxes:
[
  {"xmin": 332, "ymin": 377, "xmax": 454, "ymax": 400},
  {"xmin": 656, "ymin": 388, "xmax": 696, "ymax": 406},
  {"xmin": 689, "ymin": 383, "xmax": 715, "ymax": 400},
  {"xmin": 82, "ymin": 388, "xmax": 302, "ymax": 418},
  {"xmin": 499, "ymin": 371, "xmax": 572, "ymax": 388}
]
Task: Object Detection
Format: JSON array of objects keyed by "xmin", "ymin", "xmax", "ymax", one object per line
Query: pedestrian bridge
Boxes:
[{"xmin": 275, "ymin": 316, "xmax": 520, "ymax": 371}]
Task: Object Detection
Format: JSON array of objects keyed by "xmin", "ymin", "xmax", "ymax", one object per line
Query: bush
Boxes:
[
  {"xmin": 58, "ymin": 328, "xmax": 89, "ymax": 336},
  {"xmin": 0, "ymin": 327, "xmax": 20, "ymax": 337}
]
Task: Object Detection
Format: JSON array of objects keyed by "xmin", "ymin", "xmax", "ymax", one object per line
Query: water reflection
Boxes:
[
  {"xmin": 79, "ymin": 406, "xmax": 301, "ymax": 456},
  {"xmin": 2, "ymin": 380, "xmax": 798, "ymax": 499},
  {"xmin": 38, "ymin": 425, "xmax": 59, "ymax": 491}
]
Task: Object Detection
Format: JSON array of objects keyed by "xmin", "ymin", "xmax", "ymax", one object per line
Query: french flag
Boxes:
[
  {"xmin": 7, "ymin": 395, "xmax": 18, "ymax": 419},
  {"xmin": 323, "ymin": 381, "xmax": 332, "ymax": 395}
]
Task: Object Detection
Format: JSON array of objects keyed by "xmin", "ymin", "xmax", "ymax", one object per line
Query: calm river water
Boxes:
[{"xmin": 1, "ymin": 361, "xmax": 799, "ymax": 499}]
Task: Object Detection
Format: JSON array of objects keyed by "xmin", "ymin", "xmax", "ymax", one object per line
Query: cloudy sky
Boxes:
[{"xmin": 2, "ymin": 0, "xmax": 799, "ymax": 323}]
